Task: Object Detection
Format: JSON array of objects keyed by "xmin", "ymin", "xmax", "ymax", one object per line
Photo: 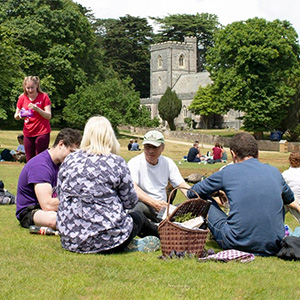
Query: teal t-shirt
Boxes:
[{"xmin": 188, "ymin": 158, "xmax": 294, "ymax": 255}]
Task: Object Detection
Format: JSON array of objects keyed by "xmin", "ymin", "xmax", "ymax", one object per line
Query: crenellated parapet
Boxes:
[{"xmin": 150, "ymin": 36, "xmax": 197, "ymax": 51}]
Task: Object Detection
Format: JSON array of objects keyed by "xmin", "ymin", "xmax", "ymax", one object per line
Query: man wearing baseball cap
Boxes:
[{"xmin": 128, "ymin": 130, "xmax": 190, "ymax": 223}]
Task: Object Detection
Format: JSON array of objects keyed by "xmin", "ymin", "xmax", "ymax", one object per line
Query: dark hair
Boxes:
[
  {"xmin": 215, "ymin": 142, "xmax": 221, "ymax": 147},
  {"xmin": 289, "ymin": 152, "xmax": 300, "ymax": 168},
  {"xmin": 229, "ymin": 132, "xmax": 258, "ymax": 159},
  {"xmin": 53, "ymin": 128, "xmax": 82, "ymax": 148},
  {"xmin": 17, "ymin": 134, "xmax": 24, "ymax": 140}
]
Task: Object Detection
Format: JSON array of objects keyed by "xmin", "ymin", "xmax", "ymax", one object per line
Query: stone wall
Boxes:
[
  {"xmin": 120, "ymin": 126, "xmax": 300, "ymax": 152},
  {"xmin": 161, "ymin": 130, "xmax": 281, "ymax": 151}
]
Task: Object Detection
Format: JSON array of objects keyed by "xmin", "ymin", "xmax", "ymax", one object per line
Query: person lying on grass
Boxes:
[
  {"xmin": 188, "ymin": 132, "xmax": 300, "ymax": 256},
  {"xmin": 15, "ymin": 128, "xmax": 82, "ymax": 230}
]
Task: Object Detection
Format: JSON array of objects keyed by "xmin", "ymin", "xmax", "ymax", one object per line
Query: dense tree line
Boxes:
[
  {"xmin": 0, "ymin": 0, "xmax": 219, "ymax": 130},
  {"xmin": 0, "ymin": 0, "xmax": 103, "ymax": 127},
  {"xmin": 1, "ymin": 0, "xmax": 300, "ymax": 139},
  {"xmin": 190, "ymin": 18, "xmax": 300, "ymax": 139}
]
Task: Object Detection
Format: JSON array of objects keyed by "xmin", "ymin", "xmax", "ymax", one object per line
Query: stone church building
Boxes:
[{"xmin": 140, "ymin": 36, "xmax": 242, "ymax": 129}]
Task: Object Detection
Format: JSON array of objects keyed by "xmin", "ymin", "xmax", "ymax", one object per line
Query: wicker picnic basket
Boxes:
[{"xmin": 158, "ymin": 187, "xmax": 211, "ymax": 257}]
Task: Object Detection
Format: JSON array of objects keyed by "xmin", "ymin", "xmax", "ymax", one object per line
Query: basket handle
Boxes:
[{"xmin": 166, "ymin": 187, "xmax": 201, "ymax": 218}]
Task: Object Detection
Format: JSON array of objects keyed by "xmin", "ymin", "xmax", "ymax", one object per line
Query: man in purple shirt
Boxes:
[{"xmin": 16, "ymin": 128, "xmax": 82, "ymax": 229}]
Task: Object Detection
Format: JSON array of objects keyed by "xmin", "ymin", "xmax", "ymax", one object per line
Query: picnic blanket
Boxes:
[{"xmin": 199, "ymin": 249, "xmax": 255, "ymax": 263}]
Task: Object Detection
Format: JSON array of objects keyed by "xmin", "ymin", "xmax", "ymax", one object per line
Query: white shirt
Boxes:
[
  {"xmin": 16, "ymin": 144, "xmax": 25, "ymax": 153},
  {"xmin": 282, "ymin": 167, "xmax": 300, "ymax": 199},
  {"xmin": 128, "ymin": 153, "xmax": 184, "ymax": 202}
]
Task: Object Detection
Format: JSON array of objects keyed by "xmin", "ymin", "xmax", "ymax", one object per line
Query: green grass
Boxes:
[{"xmin": 1, "ymin": 130, "xmax": 300, "ymax": 299}]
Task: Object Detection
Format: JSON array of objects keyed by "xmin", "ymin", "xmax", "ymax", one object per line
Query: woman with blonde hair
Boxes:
[
  {"xmin": 14, "ymin": 76, "xmax": 52, "ymax": 161},
  {"xmin": 57, "ymin": 116, "xmax": 159, "ymax": 254}
]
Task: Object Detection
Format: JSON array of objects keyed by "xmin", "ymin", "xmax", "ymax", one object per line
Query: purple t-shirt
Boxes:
[{"xmin": 16, "ymin": 150, "xmax": 59, "ymax": 220}]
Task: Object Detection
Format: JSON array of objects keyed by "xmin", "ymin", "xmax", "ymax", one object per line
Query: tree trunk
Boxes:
[
  {"xmin": 203, "ymin": 116, "xmax": 209, "ymax": 129},
  {"xmin": 167, "ymin": 119, "xmax": 176, "ymax": 131},
  {"xmin": 253, "ymin": 131, "xmax": 263, "ymax": 140}
]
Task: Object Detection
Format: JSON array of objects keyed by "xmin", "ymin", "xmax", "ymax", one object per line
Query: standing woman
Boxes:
[{"xmin": 14, "ymin": 76, "xmax": 52, "ymax": 162}]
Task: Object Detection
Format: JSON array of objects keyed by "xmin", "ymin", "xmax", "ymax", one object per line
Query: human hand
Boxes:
[
  {"xmin": 218, "ymin": 190, "xmax": 228, "ymax": 205},
  {"xmin": 28, "ymin": 103, "xmax": 38, "ymax": 111},
  {"xmin": 151, "ymin": 199, "xmax": 168, "ymax": 212}
]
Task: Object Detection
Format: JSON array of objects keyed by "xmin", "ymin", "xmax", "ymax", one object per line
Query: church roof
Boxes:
[{"xmin": 172, "ymin": 72, "xmax": 212, "ymax": 100}]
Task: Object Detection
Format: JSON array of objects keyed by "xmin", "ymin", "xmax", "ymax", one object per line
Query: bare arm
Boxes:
[
  {"xmin": 34, "ymin": 182, "xmax": 59, "ymax": 211},
  {"xmin": 133, "ymin": 182, "xmax": 167, "ymax": 212},
  {"xmin": 14, "ymin": 107, "xmax": 22, "ymax": 120},
  {"xmin": 28, "ymin": 104, "xmax": 52, "ymax": 120},
  {"xmin": 287, "ymin": 200, "xmax": 300, "ymax": 214},
  {"xmin": 176, "ymin": 181, "xmax": 191, "ymax": 197}
]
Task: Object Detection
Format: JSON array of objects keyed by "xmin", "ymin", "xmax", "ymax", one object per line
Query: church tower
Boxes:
[{"xmin": 150, "ymin": 36, "xmax": 197, "ymax": 98}]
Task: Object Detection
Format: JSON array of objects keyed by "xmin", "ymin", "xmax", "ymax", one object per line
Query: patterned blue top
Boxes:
[{"xmin": 57, "ymin": 150, "xmax": 138, "ymax": 253}]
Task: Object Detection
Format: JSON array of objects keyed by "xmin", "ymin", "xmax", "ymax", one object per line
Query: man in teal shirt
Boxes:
[{"xmin": 188, "ymin": 132, "xmax": 300, "ymax": 256}]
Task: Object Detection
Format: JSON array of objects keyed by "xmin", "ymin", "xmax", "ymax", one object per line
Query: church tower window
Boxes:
[
  {"xmin": 179, "ymin": 54, "xmax": 185, "ymax": 68},
  {"xmin": 183, "ymin": 105, "xmax": 188, "ymax": 117},
  {"xmin": 157, "ymin": 55, "xmax": 162, "ymax": 68},
  {"xmin": 158, "ymin": 77, "xmax": 162, "ymax": 87}
]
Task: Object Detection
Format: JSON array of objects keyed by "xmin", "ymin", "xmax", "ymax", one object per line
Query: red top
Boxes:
[
  {"xmin": 17, "ymin": 93, "xmax": 51, "ymax": 137},
  {"xmin": 212, "ymin": 147, "xmax": 222, "ymax": 160}
]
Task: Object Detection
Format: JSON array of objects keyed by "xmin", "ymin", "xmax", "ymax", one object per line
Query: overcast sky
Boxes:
[{"xmin": 75, "ymin": 0, "xmax": 300, "ymax": 38}]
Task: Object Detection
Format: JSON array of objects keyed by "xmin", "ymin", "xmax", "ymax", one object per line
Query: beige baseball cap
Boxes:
[{"xmin": 142, "ymin": 130, "xmax": 165, "ymax": 147}]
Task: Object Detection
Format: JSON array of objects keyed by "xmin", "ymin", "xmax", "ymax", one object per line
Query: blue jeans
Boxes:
[
  {"xmin": 188, "ymin": 157, "xmax": 201, "ymax": 162},
  {"xmin": 207, "ymin": 198, "xmax": 230, "ymax": 249}
]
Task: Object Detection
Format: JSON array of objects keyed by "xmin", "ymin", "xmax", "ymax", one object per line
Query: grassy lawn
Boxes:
[{"xmin": 0, "ymin": 130, "xmax": 299, "ymax": 300}]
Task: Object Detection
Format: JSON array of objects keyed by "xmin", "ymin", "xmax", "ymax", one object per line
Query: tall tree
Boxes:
[
  {"xmin": 158, "ymin": 87, "xmax": 182, "ymax": 130},
  {"xmin": 63, "ymin": 76, "xmax": 156, "ymax": 131},
  {"xmin": 94, "ymin": 15, "xmax": 153, "ymax": 98},
  {"xmin": 206, "ymin": 18, "xmax": 300, "ymax": 138},
  {"xmin": 0, "ymin": 27, "xmax": 24, "ymax": 122},
  {"xmin": 0, "ymin": 0, "xmax": 104, "ymax": 126},
  {"xmin": 189, "ymin": 85, "xmax": 227, "ymax": 129},
  {"xmin": 151, "ymin": 13, "xmax": 221, "ymax": 71},
  {"xmin": 281, "ymin": 74, "xmax": 300, "ymax": 141}
]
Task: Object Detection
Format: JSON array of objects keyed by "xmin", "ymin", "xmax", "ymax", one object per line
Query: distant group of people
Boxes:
[
  {"xmin": 127, "ymin": 139, "xmax": 140, "ymax": 151},
  {"xmin": 11, "ymin": 75, "xmax": 300, "ymax": 257},
  {"xmin": 186, "ymin": 141, "xmax": 227, "ymax": 164}
]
